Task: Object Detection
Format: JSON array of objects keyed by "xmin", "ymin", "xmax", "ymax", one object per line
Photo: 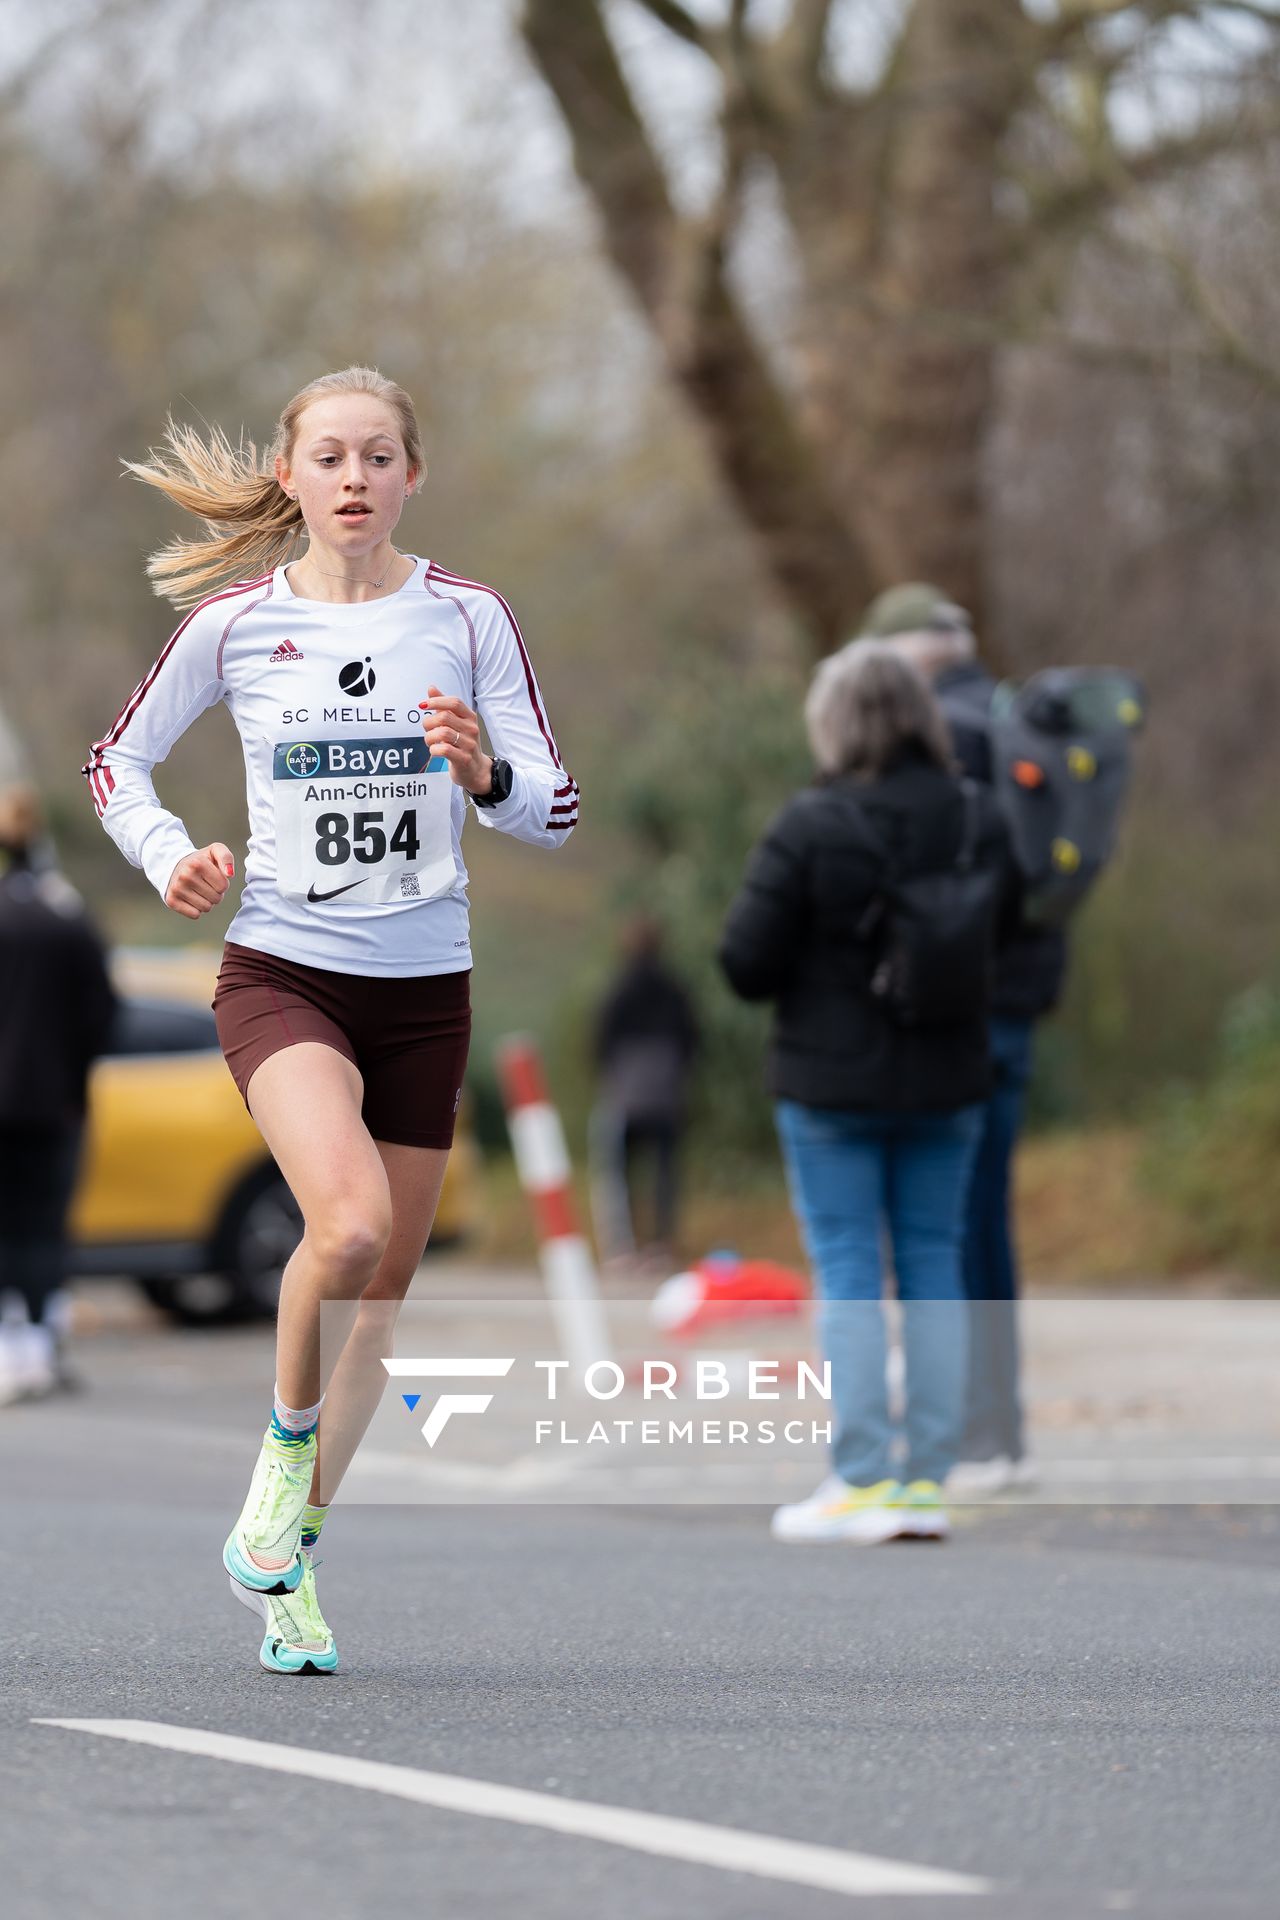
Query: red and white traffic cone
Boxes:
[{"xmin": 496, "ymin": 1034, "xmax": 614, "ymax": 1377}]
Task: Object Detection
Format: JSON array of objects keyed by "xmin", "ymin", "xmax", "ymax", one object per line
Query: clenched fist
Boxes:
[
  {"xmin": 420, "ymin": 685, "xmax": 492, "ymax": 797},
  {"xmin": 165, "ymin": 843, "xmax": 236, "ymax": 920}
]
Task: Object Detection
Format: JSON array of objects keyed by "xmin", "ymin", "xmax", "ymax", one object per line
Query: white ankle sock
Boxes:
[{"xmin": 272, "ymin": 1384, "xmax": 324, "ymax": 1437}]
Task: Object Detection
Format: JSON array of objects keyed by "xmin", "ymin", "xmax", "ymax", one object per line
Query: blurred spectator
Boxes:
[
  {"xmin": 720, "ymin": 642, "xmax": 1012, "ymax": 1544},
  {"xmin": 591, "ymin": 916, "xmax": 699, "ymax": 1267},
  {"xmin": 868, "ymin": 583, "xmax": 1064, "ymax": 1492},
  {"xmin": 0, "ymin": 784, "xmax": 116, "ymax": 1405}
]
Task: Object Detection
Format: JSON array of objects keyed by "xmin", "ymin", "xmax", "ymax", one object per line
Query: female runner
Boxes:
[{"xmin": 85, "ymin": 366, "xmax": 579, "ymax": 1673}]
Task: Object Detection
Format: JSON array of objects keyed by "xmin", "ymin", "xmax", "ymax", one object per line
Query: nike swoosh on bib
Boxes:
[{"xmin": 306, "ymin": 880, "xmax": 365, "ymax": 903}]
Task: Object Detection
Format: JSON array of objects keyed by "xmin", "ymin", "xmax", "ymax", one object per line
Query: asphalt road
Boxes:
[{"xmin": 1, "ymin": 1295, "xmax": 1277, "ymax": 1920}]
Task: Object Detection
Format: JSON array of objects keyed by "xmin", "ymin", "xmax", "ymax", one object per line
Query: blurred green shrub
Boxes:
[
  {"xmin": 1144, "ymin": 977, "xmax": 1280, "ymax": 1277},
  {"xmin": 581, "ymin": 659, "xmax": 812, "ymax": 1165}
]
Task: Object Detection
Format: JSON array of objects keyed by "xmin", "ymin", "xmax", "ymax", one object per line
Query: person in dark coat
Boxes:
[
  {"xmin": 0, "ymin": 785, "xmax": 116, "ymax": 1405},
  {"xmin": 719, "ymin": 641, "xmax": 1012, "ymax": 1544},
  {"xmin": 865, "ymin": 583, "xmax": 1063, "ymax": 1491},
  {"xmin": 592, "ymin": 916, "xmax": 699, "ymax": 1264}
]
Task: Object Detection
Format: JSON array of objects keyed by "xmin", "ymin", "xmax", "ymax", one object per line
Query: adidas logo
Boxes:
[{"xmin": 269, "ymin": 640, "xmax": 304, "ymax": 663}]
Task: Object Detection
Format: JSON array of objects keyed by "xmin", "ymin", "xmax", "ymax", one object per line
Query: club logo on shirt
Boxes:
[
  {"xmin": 339, "ymin": 657, "xmax": 376, "ymax": 698},
  {"xmin": 269, "ymin": 640, "xmax": 305, "ymax": 663},
  {"xmin": 283, "ymin": 742, "xmax": 322, "ymax": 778}
]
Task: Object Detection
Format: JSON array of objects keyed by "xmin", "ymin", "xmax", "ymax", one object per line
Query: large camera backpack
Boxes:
[{"xmin": 990, "ymin": 669, "xmax": 1146, "ymax": 926}]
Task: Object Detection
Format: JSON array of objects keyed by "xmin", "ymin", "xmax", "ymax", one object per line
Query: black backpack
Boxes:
[
  {"xmin": 991, "ymin": 669, "xmax": 1146, "ymax": 926},
  {"xmin": 853, "ymin": 781, "xmax": 1002, "ymax": 1029}
]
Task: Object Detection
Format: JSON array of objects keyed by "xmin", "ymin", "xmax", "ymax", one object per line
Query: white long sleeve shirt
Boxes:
[{"xmin": 84, "ymin": 557, "xmax": 579, "ymax": 976}]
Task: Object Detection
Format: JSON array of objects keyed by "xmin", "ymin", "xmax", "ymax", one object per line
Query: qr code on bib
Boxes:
[{"xmin": 400, "ymin": 872, "xmax": 422, "ymax": 899}]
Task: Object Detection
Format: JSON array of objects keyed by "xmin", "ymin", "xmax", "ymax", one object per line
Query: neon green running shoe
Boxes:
[
  {"xmin": 231, "ymin": 1552, "xmax": 339, "ymax": 1675},
  {"xmin": 889, "ymin": 1479, "xmax": 950, "ymax": 1541},
  {"xmin": 222, "ymin": 1429, "xmax": 315, "ymax": 1595},
  {"xmin": 771, "ymin": 1475, "xmax": 906, "ymax": 1543}
]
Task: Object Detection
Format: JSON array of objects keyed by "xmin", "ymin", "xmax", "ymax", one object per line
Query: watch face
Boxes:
[{"xmin": 475, "ymin": 758, "xmax": 513, "ymax": 806}]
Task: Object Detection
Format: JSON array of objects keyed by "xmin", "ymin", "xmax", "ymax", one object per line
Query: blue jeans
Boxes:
[
  {"xmin": 959, "ymin": 1016, "xmax": 1034, "ymax": 1461},
  {"xmin": 775, "ymin": 1100, "xmax": 982, "ymax": 1487}
]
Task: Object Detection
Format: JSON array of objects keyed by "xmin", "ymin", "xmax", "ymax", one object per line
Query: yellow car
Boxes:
[{"xmin": 70, "ymin": 947, "xmax": 477, "ymax": 1324}]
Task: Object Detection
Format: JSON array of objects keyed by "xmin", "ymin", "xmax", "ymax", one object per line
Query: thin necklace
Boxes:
[{"xmin": 299, "ymin": 548, "xmax": 403, "ymax": 590}]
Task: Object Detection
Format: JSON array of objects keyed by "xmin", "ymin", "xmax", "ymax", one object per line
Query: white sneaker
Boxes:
[
  {"xmin": 947, "ymin": 1454, "xmax": 1038, "ymax": 1498},
  {"xmin": 16, "ymin": 1324, "xmax": 57, "ymax": 1399},
  {"xmin": 771, "ymin": 1475, "xmax": 905, "ymax": 1544},
  {"xmin": 0, "ymin": 1325, "xmax": 56, "ymax": 1405},
  {"xmin": 0, "ymin": 1330, "xmax": 26, "ymax": 1408},
  {"xmin": 947, "ymin": 1456, "xmax": 1014, "ymax": 1496}
]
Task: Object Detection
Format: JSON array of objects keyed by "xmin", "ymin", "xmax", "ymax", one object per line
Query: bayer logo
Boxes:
[{"xmin": 285, "ymin": 742, "xmax": 321, "ymax": 778}]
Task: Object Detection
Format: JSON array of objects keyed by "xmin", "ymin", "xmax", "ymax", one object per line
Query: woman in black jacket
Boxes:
[{"xmin": 719, "ymin": 642, "xmax": 1010, "ymax": 1545}]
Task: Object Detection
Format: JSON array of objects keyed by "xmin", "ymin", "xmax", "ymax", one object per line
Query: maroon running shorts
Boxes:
[{"xmin": 213, "ymin": 942, "xmax": 471, "ymax": 1149}]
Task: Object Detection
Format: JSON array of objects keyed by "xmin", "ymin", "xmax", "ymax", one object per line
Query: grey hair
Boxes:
[{"xmin": 805, "ymin": 639, "xmax": 954, "ymax": 781}]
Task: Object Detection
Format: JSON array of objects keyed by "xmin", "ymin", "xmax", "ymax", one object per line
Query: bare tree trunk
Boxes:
[
  {"xmin": 855, "ymin": 0, "xmax": 1019, "ymax": 623},
  {"xmin": 522, "ymin": 0, "xmax": 1278, "ymax": 663},
  {"xmin": 770, "ymin": 1, "xmax": 1021, "ymax": 629},
  {"xmin": 523, "ymin": 0, "xmax": 871, "ymax": 651}
]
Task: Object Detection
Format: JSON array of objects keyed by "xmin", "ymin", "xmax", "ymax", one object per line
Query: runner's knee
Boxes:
[{"xmin": 305, "ymin": 1203, "xmax": 393, "ymax": 1283}]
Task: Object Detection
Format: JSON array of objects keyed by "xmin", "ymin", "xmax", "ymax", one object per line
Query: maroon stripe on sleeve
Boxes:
[
  {"xmin": 427, "ymin": 565, "xmax": 564, "ymax": 771},
  {"xmin": 93, "ymin": 574, "xmax": 271, "ymax": 755},
  {"xmin": 216, "ymin": 576, "xmax": 273, "ymax": 678},
  {"xmin": 424, "ymin": 574, "xmax": 479, "ymax": 680},
  {"xmin": 426, "ymin": 568, "xmax": 479, "ymax": 683}
]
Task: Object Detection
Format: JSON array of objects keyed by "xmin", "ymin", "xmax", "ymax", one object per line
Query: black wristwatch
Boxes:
[{"xmin": 472, "ymin": 757, "xmax": 514, "ymax": 808}]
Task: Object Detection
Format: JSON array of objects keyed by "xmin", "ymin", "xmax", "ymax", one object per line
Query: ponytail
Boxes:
[
  {"xmin": 125, "ymin": 366, "xmax": 425, "ymax": 609},
  {"xmin": 124, "ymin": 421, "xmax": 304, "ymax": 608}
]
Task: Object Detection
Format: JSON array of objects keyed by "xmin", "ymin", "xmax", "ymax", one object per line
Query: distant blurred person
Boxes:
[
  {"xmin": 591, "ymin": 916, "xmax": 699, "ymax": 1266},
  {"xmin": 0, "ymin": 784, "xmax": 116, "ymax": 1406},
  {"xmin": 720, "ymin": 643, "xmax": 1012, "ymax": 1544},
  {"xmin": 865, "ymin": 583, "xmax": 1064, "ymax": 1493}
]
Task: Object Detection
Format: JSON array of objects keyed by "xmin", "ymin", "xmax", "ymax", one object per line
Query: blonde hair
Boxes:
[
  {"xmin": 125, "ymin": 366, "xmax": 425, "ymax": 607},
  {"xmin": 805, "ymin": 639, "xmax": 953, "ymax": 780}
]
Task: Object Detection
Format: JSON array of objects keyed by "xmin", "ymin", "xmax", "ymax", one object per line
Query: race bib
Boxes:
[{"xmin": 273, "ymin": 736, "xmax": 455, "ymax": 907}]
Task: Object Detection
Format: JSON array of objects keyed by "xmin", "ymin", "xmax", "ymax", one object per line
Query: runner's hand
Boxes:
[
  {"xmin": 421, "ymin": 685, "xmax": 492, "ymax": 796},
  {"xmin": 165, "ymin": 843, "xmax": 235, "ymax": 919}
]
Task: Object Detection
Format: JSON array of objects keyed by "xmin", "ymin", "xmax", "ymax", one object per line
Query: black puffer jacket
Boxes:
[
  {"xmin": 0, "ymin": 859, "xmax": 116, "ymax": 1128},
  {"xmin": 718, "ymin": 750, "xmax": 1012, "ymax": 1113}
]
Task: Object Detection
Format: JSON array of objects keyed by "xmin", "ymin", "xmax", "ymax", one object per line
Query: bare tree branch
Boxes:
[
  {"xmin": 0, "ymin": 0, "xmax": 152, "ymax": 114},
  {"xmin": 1039, "ymin": 0, "xmax": 1280, "ymax": 58},
  {"xmin": 1021, "ymin": 102, "xmax": 1277, "ymax": 239},
  {"xmin": 1115, "ymin": 211, "xmax": 1280, "ymax": 392},
  {"xmin": 523, "ymin": 0, "xmax": 681, "ymax": 318},
  {"xmin": 629, "ymin": 0, "xmax": 712, "ymax": 54},
  {"xmin": 1032, "ymin": 322, "xmax": 1280, "ymax": 394},
  {"xmin": 781, "ymin": 0, "xmax": 840, "ymax": 91}
]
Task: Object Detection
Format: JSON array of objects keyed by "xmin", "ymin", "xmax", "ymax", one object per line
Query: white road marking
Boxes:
[{"xmin": 35, "ymin": 1720, "xmax": 988, "ymax": 1899}]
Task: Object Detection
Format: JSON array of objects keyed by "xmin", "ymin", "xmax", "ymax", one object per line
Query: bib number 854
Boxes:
[{"xmin": 315, "ymin": 809, "xmax": 421, "ymax": 867}]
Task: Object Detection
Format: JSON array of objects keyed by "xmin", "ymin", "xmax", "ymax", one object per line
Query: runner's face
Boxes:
[{"xmin": 279, "ymin": 396, "xmax": 418, "ymax": 562}]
